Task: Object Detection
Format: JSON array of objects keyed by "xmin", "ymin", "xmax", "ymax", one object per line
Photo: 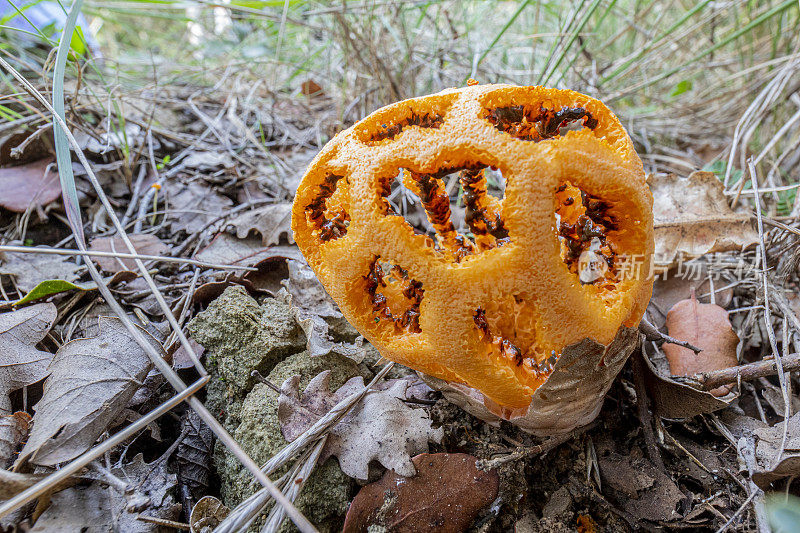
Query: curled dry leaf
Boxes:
[
  {"xmin": 664, "ymin": 294, "xmax": 739, "ymax": 396},
  {"xmin": 16, "ymin": 317, "xmax": 158, "ymax": 467},
  {"xmin": 0, "ymin": 303, "xmax": 56, "ymax": 464},
  {"xmin": 278, "ymin": 371, "xmax": 443, "ymax": 480},
  {"xmin": 0, "ymin": 158, "xmax": 61, "ymax": 213},
  {"xmin": 639, "ymin": 350, "xmax": 731, "ymax": 419},
  {"xmin": 649, "ymin": 171, "xmax": 758, "ymax": 271},
  {"xmin": 228, "ymin": 203, "xmax": 294, "ymax": 246},
  {"xmin": 343, "ymin": 453, "xmax": 499, "ymax": 533},
  {"xmin": 752, "ymin": 412, "xmax": 800, "ymax": 488},
  {"xmin": 89, "ymin": 234, "xmax": 169, "ymax": 273},
  {"xmin": 190, "ymin": 496, "xmax": 230, "ymax": 533},
  {"xmin": 0, "ymin": 250, "xmax": 81, "ymax": 293}
]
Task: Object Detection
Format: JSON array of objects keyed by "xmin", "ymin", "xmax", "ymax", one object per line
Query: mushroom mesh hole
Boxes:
[
  {"xmin": 304, "ymin": 173, "xmax": 350, "ymax": 243},
  {"xmin": 364, "ymin": 257, "xmax": 423, "ymax": 333},
  {"xmin": 555, "ymin": 182, "xmax": 619, "ymax": 288},
  {"xmin": 483, "ymin": 104, "xmax": 598, "ymax": 142},
  {"xmin": 473, "ymin": 306, "xmax": 557, "ymax": 378},
  {"xmin": 362, "ymin": 109, "xmax": 445, "ymax": 144},
  {"xmin": 378, "ymin": 164, "xmax": 510, "ymax": 261}
]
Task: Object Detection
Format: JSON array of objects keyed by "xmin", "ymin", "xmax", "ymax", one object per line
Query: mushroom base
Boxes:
[{"xmin": 419, "ymin": 326, "xmax": 639, "ymax": 436}]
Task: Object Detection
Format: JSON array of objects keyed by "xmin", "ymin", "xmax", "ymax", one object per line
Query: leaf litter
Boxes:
[{"xmin": 1, "ymin": 37, "xmax": 799, "ymax": 533}]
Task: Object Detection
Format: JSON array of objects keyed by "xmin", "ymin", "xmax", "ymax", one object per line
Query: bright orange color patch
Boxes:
[{"xmin": 291, "ymin": 84, "xmax": 654, "ymax": 408}]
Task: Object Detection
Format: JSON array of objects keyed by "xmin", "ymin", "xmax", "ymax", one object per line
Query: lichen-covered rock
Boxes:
[
  {"xmin": 220, "ymin": 350, "xmax": 370, "ymax": 532},
  {"xmin": 188, "ymin": 285, "xmax": 305, "ymax": 428}
]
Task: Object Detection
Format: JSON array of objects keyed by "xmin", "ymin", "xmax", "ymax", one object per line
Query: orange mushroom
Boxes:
[{"xmin": 291, "ymin": 84, "xmax": 654, "ymax": 411}]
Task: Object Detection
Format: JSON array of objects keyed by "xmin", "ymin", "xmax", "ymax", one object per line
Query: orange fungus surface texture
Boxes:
[{"xmin": 291, "ymin": 84, "xmax": 654, "ymax": 409}]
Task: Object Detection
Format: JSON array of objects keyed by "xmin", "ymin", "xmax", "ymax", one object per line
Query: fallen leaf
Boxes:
[
  {"xmin": 278, "ymin": 371, "xmax": 443, "ymax": 480},
  {"xmin": 31, "ymin": 453, "xmax": 180, "ymax": 532},
  {"xmin": 0, "ymin": 158, "xmax": 61, "ymax": 212},
  {"xmin": 292, "ymin": 307, "xmax": 365, "ymax": 362},
  {"xmin": 752, "ymin": 412, "xmax": 800, "ymax": 487},
  {"xmin": 301, "ymin": 79, "xmax": 324, "ymax": 96},
  {"xmin": 0, "ymin": 467, "xmax": 73, "ymax": 500},
  {"xmin": 343, "ymin": 453, "xmax": 498, "ymax": 533},
  {"xmin": 16, "ymin": 317, "xmax": 158, "ymax": 467},
  {"xmin": 640, "ymin": 350, "xmax": 731, "ymax": 419},
  {"xmin": 0, "ymin": 412, "xmax": 31, "ymax": 468},
  {"xmin": 0, "ymin": 250, "xmax": 81, "ymax": 292},
  {"xmin": 167, "ymin": 181, "xmax": 233, "ymax": 235},
  {"xmin": 228, "ymin": 203, "xmax": 294, "ymax": 246},
  {"xmin": 0, "ymin": 303, "xmax": 56, "ymax": 464},
  {"xmin": 175, "ymin": 410, "xmax": 213, "ymax": 512},
  {"xmin": 190, "ymin": 496, "xmax": 230, "ymax": 533},
  {"xmin": 649, "ymin": 263, "xmax": 733, "ymax": 329},
  {"xmin": 281, "ymin": 259, "xmax": 340, "ymax": 318},
  {"xmin": 89, "ymin": 234, "xmax": 169, "ymax": 272},
  {"xmin": 648, "ymin": 171, "xmax": 758, "ymax": 271},
  {"xmin": 195, "ymin": 233, "xmax": 301, "ymax": 267},
  {"xmin": 664, "ymin": 293, "xmax": 740, "ymax": 396},
  {"xmin": 12, "ymin": 279, "xmax": 84, "ymax": 306}
]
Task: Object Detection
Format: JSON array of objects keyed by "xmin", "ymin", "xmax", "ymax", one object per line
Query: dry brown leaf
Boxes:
[
  {"xmin": 31, "ymin": 453, "xmax": 180, "ymax": 532},
  {"xmin": 167, "ymin": 181, "xmax": 233, "ymax": 235},
  {"xmin": 16, "ymin": 317, "xmax": 158, "ymax": 467},
  {"xmin": 228, "ymin": 203, "xmax": 294, "ymax": 246},
  {"xmin": 190, "ymin": 496, "xmax": 230, "ymax": 533},
  {"xmin": 343, "ymin": 453, "xmax": 499, "ymax": 533},
  {"xmin": 0, "ymin": 250, "xmax": 81, "ymax": 292},
  {"xmin": 0, "ymin": 303, "xmax": 56, "ymax": 465},
  {"xmin": 89, "ymin": 234, "xmax": 169, "ymax": 272},
  {"xmin": 281, "ymin": 259, "xmax": 340, "ymax": 318},
  {"xmin": 195, "ymin": 233, "xmax": 301, "ymax": 267},
  {"xmin": 752, "ymin": 412, "xmax": 800, "ymax": 488},
  {"xmin": 0, "ymin": 412, "xmax": 31, "ymax": 468},
  {"xmin": 0, "ymin": 158, "xmax": 61, "ymax": 213},
  {"xmin": 278, "ymin": 371, "xmax": 443, "ymax": 480},
  {"xmin": 664, "ymin": 294, "xmax": 739, "ymax": 396},
  {"xmin": 649, "ymin": 171, "xmax": 758, "ymax": 271},
  {"xmin": 639, "ymin": 350, "xmax": 731, "ymax": 419}
]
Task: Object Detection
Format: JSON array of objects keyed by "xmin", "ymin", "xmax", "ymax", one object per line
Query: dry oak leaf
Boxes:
[
  {"xmin": 648, "ymin": 171, "xmax": 758, "ymax": 270},
  {"xmin": 663, "ymin": 294, "xmax": 739, "ymax": 397},
  {"xmin": 228, "ymin": 203, "xmax": 294, "ymax": 246},
  {"xmin": 16, "ymin": 317, "xmax": 158, "ymax": 467},
  {"xmin": 0, "ymin": 250, "xmax": 81, "ymax": 293},
  {"xmin": 278, "ymin": 370, "xmax": 443, "ymax": 480},
  {"xmin": 343, "ymin": 453, "xmax": 499, "ymax": 533},
  {"xmin": 0, "ymin": 303, "xmax": 56, "ymax": 464},
  {"xmin": 0, "ymin": 158, "xmax": 61, "ymax": 213},
  {"xmin": 89, "ymin": 234, "xmax": 169, "ymax": 273}
]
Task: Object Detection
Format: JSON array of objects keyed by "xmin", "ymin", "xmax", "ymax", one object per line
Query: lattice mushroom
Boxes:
[{"xmin": 292, "ymin": 84, "xmax": 654, "ymax": 422}]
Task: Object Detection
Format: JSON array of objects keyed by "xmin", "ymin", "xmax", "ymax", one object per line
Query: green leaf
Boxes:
[
  {"xmin": 15, "ymin": 279, "xmax": 84, "ymax": 306},
  {"xmin": 671, "ymin": 79, "xmax": 693, "ymax": 97},
  {"xmin": 69, "ymin": 26, "xmax": 86, "ymax": 57}
]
